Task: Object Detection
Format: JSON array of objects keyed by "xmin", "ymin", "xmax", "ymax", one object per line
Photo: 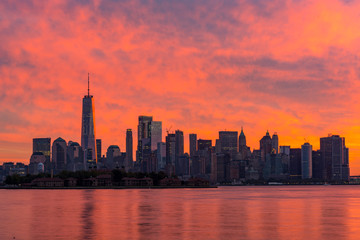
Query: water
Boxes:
[{"xmin": 1, "ymin": 186, "xmax": 360, "ymax": 240}]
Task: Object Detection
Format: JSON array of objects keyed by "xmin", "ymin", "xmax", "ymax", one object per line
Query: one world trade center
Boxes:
[{"xmin": 81, "ymin": 73, "xmax": 97, "ymax": 168}]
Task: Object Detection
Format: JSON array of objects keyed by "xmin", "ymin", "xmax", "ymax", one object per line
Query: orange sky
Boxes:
[{"xmin": 1, "ymin": 0, "xmax": 360, "ymax": 174}]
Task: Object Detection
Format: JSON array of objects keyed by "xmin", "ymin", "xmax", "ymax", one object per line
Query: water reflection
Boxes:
[
  {"xmin": 81, "ymin": 190, "xmax": 95, "ymax": 240},
  {"xmin": 1, "ymin": 186, "xmax": 360, "ymax": 240}
]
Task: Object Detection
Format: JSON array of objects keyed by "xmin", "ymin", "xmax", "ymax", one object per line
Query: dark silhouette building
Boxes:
[
  {"xmin": 81, "ymin": 74, "xmax": 97, "ymax": 168},
  {"xmin": 260, "ymin": 131, "xmax": 272, "ymax": 163},
  {"xmin": 136, "ymin": 116, "xmax": 162, "ymax": 172},
  {"xmin": 219, "ymin": 131, "xmax": 238, "ymax": 157},
  {"xmin": 52, "ymin": 137, "xmax": 67, "ymax": 173},
  {"xmin": 175, "ymin": 130, "xmax": 184, "ymax": 174},
  {"xmin": 312, "ymin": 150, "xmax": 323, "ymax": 179},
  {"xmin": 272, "ymin": 132, "xmax": 279, "ymax": 154},
  {"xmin": 96, "ymin": 139, "xmax": 102, "ymax": 161},
  {"xmin": 189, "ymin": 133, "xmax": 197, "ymax": 158},
  {"xmin": 126, "ymin": 129, "xmax": 133, "ymax": 170},
  {"xmin": 33, "ymin": 137, "xmax": 51, "ymax": 173},
  {"xmin": 165, "ymin": 133, "xmax": 176, "ymax": 176},
  {"xmin": 289, "ymin": 148, "xmax": 301, "ymax": 179},
  {"xmin": 320, "ymin": 134, "xmax": 349, "ymax": 181}
]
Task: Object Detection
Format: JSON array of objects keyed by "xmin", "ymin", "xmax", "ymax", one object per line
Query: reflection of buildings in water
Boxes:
[
  {"xmin": 215, "ymin": 196, "xmax": 249, "ymax": 239},
  {"xmin": 320, "ymin": 198, "xmax": 349, "ymax": 239},
  {"xmin": 259, "ymin": 199, "xmax": 280, "ymax": 239},
  {"xmin": 136, "ymin": 190, "xmax": 186, "ymax": 239},
  {"xmin": 137, "ymin": 190, "xmax": 157, "ymax": 239},
  {"xmin": 82, "ymin": 190, "xmax": 95, "ymax": 240}
]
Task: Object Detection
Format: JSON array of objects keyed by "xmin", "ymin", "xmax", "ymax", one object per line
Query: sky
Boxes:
[{"xmin": 1, "ymin": 0, "xmax": 360, "ymax": 174}]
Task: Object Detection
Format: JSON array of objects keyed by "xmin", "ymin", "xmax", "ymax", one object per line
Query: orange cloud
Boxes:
[{"xmin": 1, "ymin": 0, "xmax": 360, "ymax": 174}]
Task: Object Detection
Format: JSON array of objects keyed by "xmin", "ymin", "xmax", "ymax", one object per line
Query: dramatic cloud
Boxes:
[{"xmin": 1, "ymin": 0, "xmax": 360, "ymax": 173}]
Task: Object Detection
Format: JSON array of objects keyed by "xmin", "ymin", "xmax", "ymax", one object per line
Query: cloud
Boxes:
[{"xmin": 1, "ymin": 0, "xmax": 360, "ymax": 174}]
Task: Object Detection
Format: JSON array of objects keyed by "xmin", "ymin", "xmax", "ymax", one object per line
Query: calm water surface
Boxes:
[{"xmin": 1, "ymin": 186, "xmax": 360, "ymax": 240}]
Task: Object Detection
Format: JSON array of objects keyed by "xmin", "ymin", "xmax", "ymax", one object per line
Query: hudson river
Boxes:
[{"xmin": 1, "ymin": 186, "xmax": 360, "ymax": 239}]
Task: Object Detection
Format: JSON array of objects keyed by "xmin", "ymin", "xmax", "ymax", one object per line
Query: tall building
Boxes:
[
  {"xmin": 67, "ymin": 141, "xmax": 84, "ymax": 171},
  {"xmin": 272, "ymin": 132, "xmax": 279, "ymax": 154},
  {"xmin": 289, "ymin": 148, "xmax": 301, "ymax": 179},
  {"xmin": 157, "ymin": 142, "xmax": 166, "ymax": 171},
  {"xmin": 137, "ymin": 116, "xmax": 152, "ymax": 164},
  {"xmin": 136, "ymin": 116, "xmax": 162, "ymax": 172},
  {"xmin": 150, "ymin": 121, "xmax": 162, "ymax": 151},
  {"xmin": 33, "ymin": 138, "xmax": 51, "ymax": 173},
  {"xmin": 165, "ymin": 133, "xmax": 176, "ymax": 175},
  {"xmin": 198, "ymin": 139, "xmax": 212, "ymax": 151},
  {"xmin": 126, "ymin": 129, "xmax": 133, "ymax": 170},
  {"xmin": 219, "ymin": 131, "xmax": 238, "ymax": 156},
  {"xmin": 320, "ymin": 134, "xmax": 349, "ymax": 181},
  {"xmin": 189, "ymin": 133, "xmax": 197, "ymax": 157},
  {"xmin": 106, "ymin": 145, "xmax": 121, "ymax": 169},
  {"xmin": 239, "ymin": 127, "xmax": 246, "ymax": 147},
  {"xmin": 280, "ymin": 146, "xmax": 290, "ymax": 156},
  {"xmin": 33, "ymin": 138, "xmax": 51, "ymax": 162},
  {"xmin": 175, "ymin": 130, "xmax": 184, "ymax": 157},
  {"xmin": 312, "ymin": 150, "xmax": 324, "ymax": 179},
  {"xmin": 238, "ymin": 128, "xmax": 250, "ymax": 160},
  {"xmin": 175, "ymin": 130, "xmax": 184, "ymax": 174},
  {"xmin": 260, "ymin": 131, "xmax": 272, "ymax": 162},
  {"xmin": 197, "ymin": 139, "xmax": 212, "ymax": 174},
  {"xmin": 301, "ymin": 142, "xmax": 312, "ymax": 179},
  {"xmin": 96, "ymin": 139, "xmax": 102, "ymax": 161},
  {"xmin": 81, "ymin": 74, "xmax": 97, "ymax": 168},
  {"xmin": 52, "ymin": 137, "xmax": 67, "ymax": 173}
]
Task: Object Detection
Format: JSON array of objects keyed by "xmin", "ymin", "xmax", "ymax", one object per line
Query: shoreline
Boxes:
[
  {"xmin": 0, "ymin": 185, "xmax": 218, "ymax": 190},
  {"xmin": 1, "ymin": 184, "xmax": 358, "ymax": 189}
]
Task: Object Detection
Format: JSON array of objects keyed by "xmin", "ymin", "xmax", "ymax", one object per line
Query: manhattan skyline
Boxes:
[{"xmin": 1, "ymin": 1, "xmax": 360, "ymax": 174}]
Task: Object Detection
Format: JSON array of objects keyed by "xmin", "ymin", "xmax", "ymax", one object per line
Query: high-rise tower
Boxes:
[
  {"xmin": 81, "ymin": 73, "xmax": 97, "ymax": 168},
  {"xmin": 126, "ymin": 129, "xmax": 133, "ymax": 170}
]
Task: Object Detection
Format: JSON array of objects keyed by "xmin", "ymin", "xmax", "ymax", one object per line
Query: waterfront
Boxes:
[{"xmin": 1, "ymin": 186, "xmax": 360, "ymax": 240}]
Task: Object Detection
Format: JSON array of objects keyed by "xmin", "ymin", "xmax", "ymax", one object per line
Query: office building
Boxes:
[
  {"xmin": 301, "ymin": 142, "xmax": 312, "ymax": 179},
  {"xmin": 52, "ymin": 137, "xmax": 67, "ymax": 173},
  {"xmin": 189, "ymin": 133, "xmax": 197, "ymax": 157},
  {"xmin": 33, "ymin": 138, "xmax": 51, "ymax": 162},
  {"xmin": 126, "ymin": 129, "xmax": 133, "ymax": 170},
  {"xmin": 320, "ymin": 134, "xmax": 349, "ymax": 181},
  {"xmin": 260, "ymin": 131, "xmax": 272, "ymax": 162},
  {"xmin": 219, "ymin": 131, "xmax": 238, "ymax": 156},
  {"xmin": 81, "ymin": 74, "xmax": 97, "ymax": 167},
  {"xmin": 272, "ymin": 132, "xmax": 279, "ymax": 154},
  {"xmin": 96, "ymin": 139, "xmax": 102, "ymax": 161}
]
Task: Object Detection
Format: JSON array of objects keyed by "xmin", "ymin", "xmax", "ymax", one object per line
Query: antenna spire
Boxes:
[{"xmin": 88, "ymin": 72, "xmax": 90, "ymax": 96}]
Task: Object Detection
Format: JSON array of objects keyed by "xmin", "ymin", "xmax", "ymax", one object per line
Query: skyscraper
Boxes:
[
  {"xmin": 150, "ymin": 121, "xmax": 162, "ymax": 151},
  {"xmin": 52, "ymin": 137, "xmax": 67, "ymax": 173},
  {"xmin": 301, "ymin": 142, "xmax": 312, "ymax": 179},
  {"xmin": 126, "ymin": 129, "xmax": 133, "ymax": 170},
  {"xmin": 96, "ymin": 139, "xmax": 102, "ymax": 160},
  {"xmin": 260, "ymin": 131, "xmax": 272, "ymax": 162},
  {"xmin": 175, "ymin": 130, "xmax": 184, "ymax": 174},
  {"xmin": 289, "ymin": 148, "xmax": 301, "ymax": 179},
  {"xmin": 33, "ymin": 138, "xmax": 51, "ymax": 162},
  {"xmin": 219, "ymin": 131, "xmax": 238, "ymax": 156},
  {"xmin": 81, "ymin": 74, "xmax": 97, "ymax": 168},
  {"xmin": 320, "ymin": 134, "xmax": 349, "ymax": 181},
  {"xmin": 175, "ymin": 130, "xmax": 184, "ymax": 159},
  {"xmin": 239, "ymin": 127, "xmax": 246, "ymax": 147},
  {"xmin": 166, "ymin": 133, "xmax": 176, "ymax": 176},
  {"xmin": 157, "ymin": 142, "xmax": 166, "ymax": 171},
  {"xmin": 189, "ymin": 133, "xmax": 197, "ymax": 158},
  {"xmin": 272, "ymin": 132, "xmax": 279, "ymax": 154},
  {"xmin": 137, "ymin": 115, "xmax": 153, "ymax": 164},
  {"xmin": 136, "ymin": 116, "xmax": 162, "ymax": 172},
  {"xmin": 106, "ymin": 145, "xmax": 121, "ymax": 169}
]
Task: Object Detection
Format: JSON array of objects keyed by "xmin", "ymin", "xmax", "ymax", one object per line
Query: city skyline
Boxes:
[{"xmin": 1, "ymin": 1, "xmax": 360, "ymax": 174}]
